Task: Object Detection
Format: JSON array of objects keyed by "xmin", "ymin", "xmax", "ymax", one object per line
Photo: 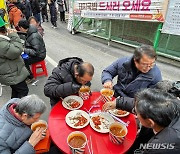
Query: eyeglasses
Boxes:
[
  {"xmin": 132, "ymin": 108, "xmax": 137, "ymax": 116},
  {"xmin": 139, "ymin": 61, "xmax": 156, "ymax": 68},
  {"xmin": 76, "ymin": 74, "xmax": 92, "ymax": 85}
]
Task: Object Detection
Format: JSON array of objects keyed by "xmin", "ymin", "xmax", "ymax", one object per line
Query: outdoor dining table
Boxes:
[{"xmin": 48, "ymin": 92, "xmax": 137, "ymax": 154}]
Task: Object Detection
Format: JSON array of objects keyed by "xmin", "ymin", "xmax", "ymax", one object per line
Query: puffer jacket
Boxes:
[
  {"xmin": 44, "ymin": 57, "xmax": 91, "ymax": 106},
  {"xmin": 8, "ymin": 4, "xmax": 23, "ymax": 27},
  {"xmin": 24, "ymin": 25, "xmax": 46, "ymax": 59},
  {"xmin": 102, "ymin": 56, "xmax": 162, "ymax": 98},
  {"xmin": 0, "ymin": 33, "xmax": 29, "ymax": 86},
  {"xmin": 0, "ymin": 99, "xmax": 35, "ymax": 154}
]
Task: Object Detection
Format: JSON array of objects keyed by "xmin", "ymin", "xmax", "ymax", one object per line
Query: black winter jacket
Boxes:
[
  {"xmin": 44, "ymin": 57, "xmax": 91, "ymax": 106},
  {"xmin": 116, "ymin": 97, "xmax": 180, "ymax": 154},
  {"xmin": 143, "ymin": 116, "xmax": 180, "ymax": 153},
  {"xmin": 30, "ymin": 0, "xmax": 40, "ymax": 15},
  {"xmin": 24, "ymin": 25, "xmax": 46, "ymax": 59}
]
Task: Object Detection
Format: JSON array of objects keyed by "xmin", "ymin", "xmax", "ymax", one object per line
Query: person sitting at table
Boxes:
[
  {"xmin": 134, "ymin": 89, "xmax": 180, "ymax": 153},
  {"xmin": 0, "ymin": 16, "xmax": 29, "ymax": 98},
  {"xmin": 103, "ymin": 80, "xmax": 180, "ymax": 113},
  {"xmin": 18, "ymin": 19, "xmax": 46, "ymax": 83},
  {"xmin": 0, "ymin": 94, "xmax": 47, "ymax": 153},
  {"xmin": 101, "ymin": 44, "xmax": 162, "ymax": 98},
  {"xmin": 44, "ymin": 57, "xmax": 94, "ymax": 107},
  {"xmin": 103, "ymin": 87, "xmax": 180, "ymax": 153}
]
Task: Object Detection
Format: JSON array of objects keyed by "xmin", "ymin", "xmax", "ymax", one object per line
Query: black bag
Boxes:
[{"xmin": 169, "ymin": 81, "xmax": 180, "ymax": 97}]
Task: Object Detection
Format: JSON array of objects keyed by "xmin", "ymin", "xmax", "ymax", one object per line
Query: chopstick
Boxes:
[
  {"xmin": 92, "ymin": 95, "xmax": 102, "ymax": 104},
  {"xmin": 87, "ymin": 136, "xmax": 94, "ymax": 154},
  {"xmin": 108, "ymin": 112, "xmax": 129, "ymax": 127},
  {"xmin": 90, "ymin": 135, "xmax": 94, "ymax": 154},
  {"xmin": 87, "ymin": 140, "xmax": 92, "ymax": 154}
]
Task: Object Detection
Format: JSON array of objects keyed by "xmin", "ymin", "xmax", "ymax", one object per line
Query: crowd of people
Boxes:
[
  {"xmin": 5, "ymin": 0, "xmax": 68, "ymax": 30},
  {"xmin": 0, "ymin": 1, "xmax": 180, "ymax": 153}
]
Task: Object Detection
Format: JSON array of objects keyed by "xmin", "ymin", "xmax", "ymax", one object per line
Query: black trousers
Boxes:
[
  {"xmin": 10, "ymin": 80, "xmax": 29, "ymax": 98},
  {"xmin": 41, "ymin": 6, "xmax": 48, "ymax": 21},
  {"xmin": 60, "ymin": 11, "xmax": 65, "ymax": 21},
  {"xmin": 24, "ymin": 56, "xmax": 44, "ymax": 79},
  {"xmin": 49, "ymin": 4, "xmax": 57, "ymax": 27}
]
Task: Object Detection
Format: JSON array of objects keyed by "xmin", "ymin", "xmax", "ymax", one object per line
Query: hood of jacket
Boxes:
[
  {"xmin": 58, "ymin": 57, "xmax": 83, "ymax": 75},
  {"xmin": 0, "ymin": 98, "xmax": 26, "ymax": 127}
]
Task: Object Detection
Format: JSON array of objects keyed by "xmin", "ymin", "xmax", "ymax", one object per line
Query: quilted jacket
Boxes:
[
  {"xmin": 0, "ymin": 33, "xmax": 29, "ymax": 86},
  {"xmin": 0, "ymin": 98, "xmax": 35, "ymax": 154},
  {"xmin": 44, "ymin": 57, "xmax": 91, "ymax": 106},
  {"xmin": 24, "ymin": 25, "xmax": 46, "ymax": 59}
]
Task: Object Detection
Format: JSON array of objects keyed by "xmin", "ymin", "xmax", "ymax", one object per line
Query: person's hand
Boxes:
[
  {"xmin": 7, "ymin": 28, "xmax": 17, "ymax": 34},
  {"xmin": 72, "ymin": 83, "xmax": 81, "ymax": 93},
  {"xmin": 102, "ymin": 100, "xmax": 116, "ymax": 112},
  {"xmin": 103, "ymin": 81, "xmax": 113, "ymax": 89},
  {"xmin": 28, "ymin": 127, "xmax": 46, "ymax": 147}
]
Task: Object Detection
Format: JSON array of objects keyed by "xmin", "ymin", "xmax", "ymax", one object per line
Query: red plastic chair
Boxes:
[{"xmin": 31, "ymin": 60, "xmax": 48, "ymax": 79}]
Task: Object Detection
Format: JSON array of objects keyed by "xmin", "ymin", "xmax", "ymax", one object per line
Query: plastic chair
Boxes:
[{"xmin": 31, "ymin": 60, "xmax": 48, "ymax": 79}]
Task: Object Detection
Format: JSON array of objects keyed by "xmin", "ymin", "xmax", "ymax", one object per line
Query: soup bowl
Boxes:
[
  {"xmin": 109, "ymin": 122, "xmax": 128, "ymax": 145},
  {"xmin": 67, "ymin": 131, "xmax": 87, "ymax": 154},
  {"xmin": 31, "ymin": 120, "xmax": 47, "ymax": 131},
  {"xmin": 100, "ymin": 88, "xmax": 114, "ymax": 103},
  {"xmin": 79, "ymin": 86, "xmax": 91, "ymax": 100}
]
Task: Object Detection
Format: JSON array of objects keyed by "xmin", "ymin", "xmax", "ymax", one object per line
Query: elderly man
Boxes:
[
  {"xmin": 103, "ymin": 87, "xmax": 180, "ymax": 153},
  {"xmin": 0, "ymin": 94, "xmax": 47, "ymax": 153},
  {"xmin": 101, "ymin": 44, "xmax": 162, "ymax": 98},
  {"xmin": 44, "ymin": 57, "xmax": 94, "ymax": 106},
  {"xmin": 134, "ymin": 89, "xmax": 180, "ymax": 153}
]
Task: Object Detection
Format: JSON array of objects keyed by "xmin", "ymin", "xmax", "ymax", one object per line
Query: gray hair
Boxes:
[
  {"xmin": 133, "ymin": 45, "xmax": 157, "ymax": 62},
  {"xmin": 15, "ymin": 94, "xmax": 46, "ymax": 118},
  {"xmin": 77, "ymin": 62, "xmax": 94, "ymax": 77},
  {"xmin": 135, "ymin": 88, "xmax": 179, "ymax": 127}
]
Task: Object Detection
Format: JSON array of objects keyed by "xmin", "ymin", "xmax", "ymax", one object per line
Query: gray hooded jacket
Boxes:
[{"xmin": 0, "ymin": 98, "xmax": 35, "ymax": 154}]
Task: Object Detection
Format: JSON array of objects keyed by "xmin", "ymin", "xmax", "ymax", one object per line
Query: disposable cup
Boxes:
[
  {"xmin": 109, "ymin": 122, "xmax": 128, "ymax": 145},
  {"xmin": 67, "ymin": 131, "xmax": 87, "ymax": 154},
  {"xmin": 100, "ymin": 88, "xmax": 114, "ymax": 103},
  {"xmin": 79, "ymin": 86, "xmax": 91, "ymax": 100},
  {"xmin": 31, "ymin": 120, "xmax": 47, "ymax": 131}
]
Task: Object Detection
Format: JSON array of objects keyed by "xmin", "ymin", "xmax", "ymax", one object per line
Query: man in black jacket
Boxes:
[
  {"xmin": 39, "ymin": 0, "xmax": 48, "ymax": 22},
  {"xmin": 133, "ymin": 89, "xmax": 180, "ymax": 154},
  {"xmin": 18, "ymin": 19, "xmax": 46, "ymax": 81},
  {"xmin": 30, "ymin": 0, "xmax": 41, "ymax": 23},
  {"xmin": 103, "ymin": 83, "xmax": 180, "ymax": 154},
  {"xmin": 44, "ymin": 57, "xmax": 94, "ymax": 106}
]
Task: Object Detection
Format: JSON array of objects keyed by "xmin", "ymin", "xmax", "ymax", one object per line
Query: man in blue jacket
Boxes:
[{"xmin": 101, "ymin": 44, "xmax": 162, "ymax": 98}]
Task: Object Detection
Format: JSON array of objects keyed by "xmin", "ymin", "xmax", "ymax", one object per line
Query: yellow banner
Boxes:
[{"xmin": 0, "ymin": 0, "xmax": 9, "ymax": 23}]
